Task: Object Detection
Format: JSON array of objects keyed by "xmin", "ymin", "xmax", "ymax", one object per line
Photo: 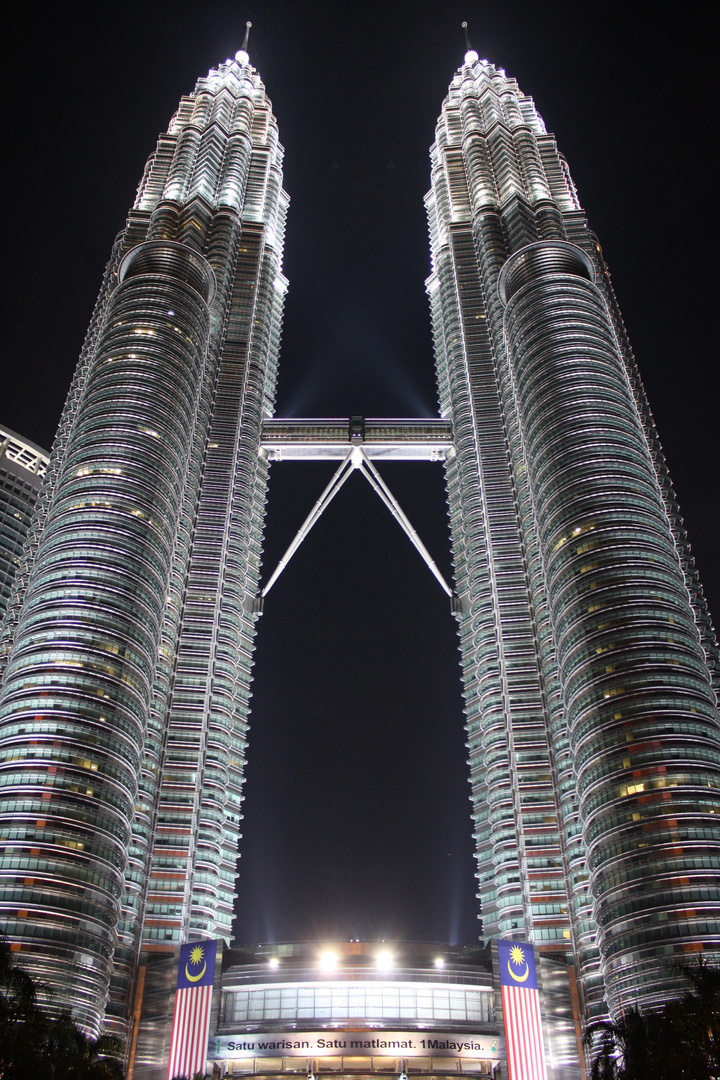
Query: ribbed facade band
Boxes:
[
  {"xmin": 0, "ymin": 51, "xmax": 288, "ymax": 1037},
  {"xmin": 426, "ymin": 53, "xmax": 720, "ymax": 1019}
]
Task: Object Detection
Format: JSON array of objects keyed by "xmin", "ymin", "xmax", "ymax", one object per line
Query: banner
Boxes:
[
  {"xmin": 498, "ymin": 940, "xmax": 547, "ymax": 1080},
  {"xmin": 211, "ymin": 1030, "xmax": 503, "ymax": 1060},
  {"xmin": 167, "ymin": 940, "xmax": 218, "ymax": 1080}
]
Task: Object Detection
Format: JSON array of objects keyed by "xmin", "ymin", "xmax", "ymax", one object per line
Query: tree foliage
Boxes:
[
  {"xmin": 0, "ymin": 936, "xmax": 125, "ymax": 1080},
  {"xmin": 586, "ymin": 960, "xmax": 720, "ymax": 1080}
]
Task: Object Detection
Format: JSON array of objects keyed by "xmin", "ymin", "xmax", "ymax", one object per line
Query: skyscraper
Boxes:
[
  {"xmin": 0, "ymin": 427, "xmax": 49, "ymax": 622},
  {"xmin": 425, "ymin": 46, "xmax": 720, "ymax": 1020},
  {"xmin": 0, "ymin": 29, "xmax": 718, "ymax": 1052},
  {"xmin": 0, "ymin": 44, "xmax": 287, "ymax": 1036}
]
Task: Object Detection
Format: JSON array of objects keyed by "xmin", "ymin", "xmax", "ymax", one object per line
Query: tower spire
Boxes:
[
  {"xmin": 235, "ymin": 21, "xmax": 252, "ymax": 66},
  {"xmin": 461, "ymin": 21, "xmax": 479, "ymax": 65}
]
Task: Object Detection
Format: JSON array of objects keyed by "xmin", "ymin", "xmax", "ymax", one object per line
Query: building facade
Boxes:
[
  {"xmin": 425, "ymin": 48, "xmax": 720, "ymax": 1020},
  {"xmin": 0, "ymin": 427, "xmax": 49, "ymax": 623},
  {"xmin": 0, "ymin": 50, "xmax": 287, "ymax": 1036},
  {"xmin": 0, "ymin": 37, "xmax": 719, "ymax": 1048}
]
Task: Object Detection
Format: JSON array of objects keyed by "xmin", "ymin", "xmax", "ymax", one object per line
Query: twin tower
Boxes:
[{"xmin": 0, "ymin": 42, "xmax": 719, "ymax": 1038}]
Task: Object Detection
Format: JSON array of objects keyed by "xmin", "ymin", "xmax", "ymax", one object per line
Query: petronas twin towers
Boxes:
[{"xmin": 1, "ymin": 37, "xmax": 719, "ymax": 1041}]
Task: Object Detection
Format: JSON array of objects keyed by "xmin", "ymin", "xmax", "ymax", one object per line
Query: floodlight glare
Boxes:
[
  {"xmin": 320, "ymin": 950, "xmax": 338, "ymax": 971},
  {"xmin": 376, "ymin": 949, "xmax": 393, "ymax": 970},
  {"xmin": 268, "ymin": 957, "xmax": 279, "ymax": 970},
  {"xmin": 434, "ymin": 957, "xmax": 445, "ymax": 969}
]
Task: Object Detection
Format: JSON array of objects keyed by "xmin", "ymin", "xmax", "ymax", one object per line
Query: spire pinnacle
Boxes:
[
  {"xmin": 235, "ymin": 21, "xmax": 252, "ymax": 66},
  {"xmin": 462, "ymin": 21, "xmax": 479, "ymax": 65}
]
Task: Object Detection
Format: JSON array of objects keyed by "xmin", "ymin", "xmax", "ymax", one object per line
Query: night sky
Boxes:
[{"xmin": 2, "ymin": 2, "xmax": 717, "ymax": 948}]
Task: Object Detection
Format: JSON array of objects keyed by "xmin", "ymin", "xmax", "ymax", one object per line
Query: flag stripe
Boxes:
[
  {"xmin": 501, "ymin": 984, "xmax": 547, "ymax": 1080},
  {"xmin": 168, "ymin": 984, "xmax": 213, "ymax": 1079},
  {"xmin": 167, "ymin": 995, "xmax": 178, "ymax": 1078},
  {"xmin": 168, "ymin": 989, "xmax": 185, "ymax": 1078},
  {"xmin": 530, "ymin": 986, "xmax": 546, "ymax": 1079}
]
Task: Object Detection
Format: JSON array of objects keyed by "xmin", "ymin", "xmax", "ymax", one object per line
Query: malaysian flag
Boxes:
[
  {"xmin": 167, "ymin": 939, "xmax": 218, "ymax": 1080},
  {"xmin": 498, "ymin": 940, "xmax": 548, "ymax": 1080}
]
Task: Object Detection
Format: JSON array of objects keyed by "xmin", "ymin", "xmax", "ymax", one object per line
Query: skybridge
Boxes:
[
  {"xmin": 260, "ymin": 417, "xmax": 454, "ymax": 461},
  {"xmin": 257, "ymin": 417, "xmax": 459, "ymax": 608}
]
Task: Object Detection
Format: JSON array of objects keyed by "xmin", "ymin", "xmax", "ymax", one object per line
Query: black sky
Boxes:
[{"xmin": 2, "ymin": 1, "xmax": 717, "ymax": 948}]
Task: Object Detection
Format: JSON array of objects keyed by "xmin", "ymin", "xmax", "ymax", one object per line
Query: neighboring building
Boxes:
[
  {"xmin": 0, "ymin": 47, "xmax": 288, "ymax": 1037},
  {"xmin": 0, "ymin": 34, "xmax": 719, "ymax": 1052},
  {"xmin": 0, "ymin": 427, "xmax": 48, "ymax": 621},
  {"xmin": 425, "ymin": 48, "xmax": 720, "ymax": 1021},
  {"xmin": 130, "ymin": 941, "xmax": 583, "ymax": 1080}
]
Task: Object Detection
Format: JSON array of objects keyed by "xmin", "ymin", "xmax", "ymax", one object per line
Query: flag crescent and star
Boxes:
[
  {"xmin": 185, "ymin": 945, "xmax": 207, "ymax": 982},
  {"xmin": 175, "ymin": 939, "xmax": 216, "ymax": 990},
  {"xmin": 507, "ymin": 945, "xmax": 529, "ymax": 982}
]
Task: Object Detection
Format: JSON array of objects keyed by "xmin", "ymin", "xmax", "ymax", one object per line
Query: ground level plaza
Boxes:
[{"xmin": 128, "ymin": 941, "xmax": 584, "ymax": 1080}]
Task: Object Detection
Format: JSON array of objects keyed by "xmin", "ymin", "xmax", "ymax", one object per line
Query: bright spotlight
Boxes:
[
  {"xmin": 434, "ymin": 957, "xmax": 445, "ymax": 969},
  {"xmin": 320, "ymin": 950, "xmax": 338, "ymax": 971},
  {"xmin": 376, "ymin": 949, "xmax": 393, "ymax": 970},
  {"xmin": 268, "ymin": 957, "xmax": 279, "ymax": 970}
]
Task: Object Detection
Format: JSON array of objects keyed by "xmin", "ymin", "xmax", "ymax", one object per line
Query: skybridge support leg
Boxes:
[
  {"xmin": 355, "ymin": 449, "xmax": 453, "ymax": 598},
  {"xmin": 261, "ymin": 450, "xmax": 355, "ymax": 599}
]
